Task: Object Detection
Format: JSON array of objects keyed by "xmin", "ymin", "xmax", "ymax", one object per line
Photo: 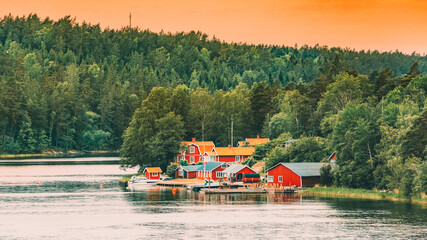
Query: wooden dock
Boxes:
[
  {"xmin": 156, "ymin": 179, "xmax": 205, "ymax": 187},
  {"xmin": 201, "ymin": 188, "xmax": 268, "ymax": 194}
]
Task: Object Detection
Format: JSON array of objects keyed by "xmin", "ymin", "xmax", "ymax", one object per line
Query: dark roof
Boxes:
[
  {"xmin": 199, "ymin": 162, "xmax": 228, "ymax": 172},
  {"xmin": 268, "ymin": 162, "xmax": 325, "ymax": 177},
  {"xmin": 222, "ymin": 164, "xmax": 256, "ymax": 174},
  {"xmin": 179, "ymin": 165, "xmax": 201, "ymax": 172}
]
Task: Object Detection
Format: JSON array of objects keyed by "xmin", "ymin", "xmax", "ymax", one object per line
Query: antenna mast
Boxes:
[{"xmin": 129, "ymin": 12, "xmax": 132, "ymax": 28}]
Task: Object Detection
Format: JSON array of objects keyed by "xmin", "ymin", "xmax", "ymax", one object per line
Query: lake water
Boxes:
[{"xmin": 0, "ymin": 159, "xmax": 426, "ymax": 239}]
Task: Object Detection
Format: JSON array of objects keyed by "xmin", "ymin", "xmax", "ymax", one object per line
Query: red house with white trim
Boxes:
[
  {"xmin": 267, "ymin": 162, "xmax": 325, "ymax": 187},
  {"xmin": 176, "ymin": 138, "xmax": 215, "ymax": 164},
  {"xmin": 143, "ymin": 167, "xmax": 162, "ymax": 180},
  {"xmin": 197, "ymin": 162, "xmax": 229, "ymax": 181},
  {"xmin": 210, "ymin": 146, "xmax": 255, "ymax": 163}
]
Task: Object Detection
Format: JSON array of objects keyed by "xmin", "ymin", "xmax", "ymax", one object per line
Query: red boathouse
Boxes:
[
  {"xmin": 267, "ymin": 163, "xmax": 325, "ymax": 187},
  {"xmin": 143, "ymin": 167, "xmax": 162, "ymax": 180}
]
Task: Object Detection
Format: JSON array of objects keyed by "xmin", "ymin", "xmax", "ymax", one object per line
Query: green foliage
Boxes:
[
  {"xmin": 320, "ymin": 164, "xmax": 333, "ymax": 186},
  {"xmin": 180, "ymin": 159, "xmax": 189, "ymax": 166},
  {"xmin": 120, "ymin": 88, "xmax": 185, "ymax": 170},
  {"xmin": 196, "ymin": 161, "xmax": 204, "ymax": 165},
  {"xmin": 265, "ymin": 136, "xmax": 328, "ymax": 169},
  {"xmin": 242, "ymin": 156, "xmax": 257, "ymax": 167},
  {"xmin": 166, "ymin": 163, "xmax": 179, "ymax": 178},
  {"xmin": 0, "ymin": 14, "xmax": 426, "ymax": 197}
]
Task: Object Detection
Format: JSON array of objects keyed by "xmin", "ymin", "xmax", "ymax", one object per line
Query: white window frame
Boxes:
[
  {"xmin": 235, "ymin": 156, "xmax": 240, "ymax": 162},
  {"xmin": 152, "ymin": 173, "xmax": 158, "ymax": 177},
  {"xmin": 216, "ymin": 172, "xmax": 222, "ymax": 178},
  {"xmin": 189, "ymin": 146, "xmax": 195, "ymax": 153},
  {"xmin": 267, "ymin": 176, "xmax": 274, "ymax": 182},
  {"xmin": 190, "ymin": 156, "xmax": 195, "ymax": 164},
  {"xmin": 278, "ymin": 176, "xmax": 283, "ymax": 182},
  {"xmin": 178, "ymin": 169, "xmax": 183, "ymax": 177}
]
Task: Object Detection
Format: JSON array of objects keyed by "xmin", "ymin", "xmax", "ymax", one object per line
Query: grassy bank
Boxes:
[{"xmin": 299, "ymin": 187, "xmax": 427, "ymax": 205}]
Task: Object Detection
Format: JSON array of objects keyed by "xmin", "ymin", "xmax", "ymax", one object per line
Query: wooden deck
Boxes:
[{"xmin": 157, "ymin": 179, "xmax": 205, "ymax": 187}]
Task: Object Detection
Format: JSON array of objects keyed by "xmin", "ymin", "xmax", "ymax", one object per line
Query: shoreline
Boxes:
[
  {"xmin": 299, "ymin": 187, "xmax": 427, "ymax": 206},
  {"xmin": 0, "ymin": 150, "xmax": 119, "ymax": 160}
]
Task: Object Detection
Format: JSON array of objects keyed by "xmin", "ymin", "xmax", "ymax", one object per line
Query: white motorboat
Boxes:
[{"xmin": 126, "ymin": 176, "xmax": 159, "ymax": 190}]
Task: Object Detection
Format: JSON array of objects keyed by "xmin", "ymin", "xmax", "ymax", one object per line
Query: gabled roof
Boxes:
[
  {"xmin": 143, "ymin": 167, "xmax": 162, "ymax": 173},
  {"xmin": 214, "ymin": 147, "xmax": 255, "ymax": 156},
  {"xmin": 237, "ymin": 137, "xmax": 269, "ymax": 146},
  {"xmin": 179, "ymin": 165, "xmax": 201, "ymax": 172},
  {"xmin": 328, "ymin": 151, "xmax": 337, "ymax": 161},
  {"xmin": 222, "ymin": 164, "xmax": 257, "ymax": 174},
  {"xmin": 203, "ymin": 151, "xmax": 218, "ymax": 157},
  {"xmin": 181, "ymin": 140, "xmax": 215, "ymax": 153},
  {"xmin": 267, "ymin": 162, "xmax": 325, "ymax": 177},
  {"xmin": 199, "ymin": 162, "xmax": 228, "ymax": 172}
]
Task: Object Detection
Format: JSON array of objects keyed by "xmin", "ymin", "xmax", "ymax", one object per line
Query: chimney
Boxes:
[
  {"xmin": 228, "ymin": 145, "xmax": 231, "ymax": 148},
  {"xmin": 257, "ymin": 135, "xmax": 260, "ymax": 139},
  {"xmin": 192, "ymin": 138, "xmax": 196, "ymax": 143}
]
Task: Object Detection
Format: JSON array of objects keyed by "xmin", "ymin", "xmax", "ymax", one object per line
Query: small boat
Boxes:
[
  {"xmin": 187, "ymin": 180, "xmax": 220, "ymax": 192},
  {"xmin": 126, "ymin": 176, "xmax": 159, "ymax": 190}
]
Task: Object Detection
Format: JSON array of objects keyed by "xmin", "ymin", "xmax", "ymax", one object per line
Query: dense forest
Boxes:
[{"xmin": 0, "ymin": 15, "xmax": 426, "ymax": 196}]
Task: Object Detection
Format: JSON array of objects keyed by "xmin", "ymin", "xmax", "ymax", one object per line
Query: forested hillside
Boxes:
[{"xmin": 0, "ymin": 14, "xmax": 426, "ymax": 155}]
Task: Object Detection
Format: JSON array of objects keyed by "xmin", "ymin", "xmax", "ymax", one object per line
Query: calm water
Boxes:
[{"xmin": 0, "ymin": 159, "xmax": 426, "ymax": 239}]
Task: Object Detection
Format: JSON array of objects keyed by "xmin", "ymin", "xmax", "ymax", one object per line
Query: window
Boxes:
[
  {"xmin": 189, "ymin": 146, "xmax": 195, "ymax": 153},
  {"xmin": 278, "ymin": 176, "xmax": 283, "ymax": 182},
  {"xmin": 178, "ymin": 169, "xmax": 183, "ymax": 177},
  {"xmin": 267, "ymin": 176, "xmax": 274, "ymax": 182},
  {"xmin": 235, "ymin": 156, "xmax": 240, "ymax": 162},
  {"xmin": 152, "ymin": 173, "xmax": 158, "ymax": 177},
  {"xmin": 221, "ymin": 164, "xmax": 228, "ymax": 169},
  {"xmin": 216, "ymin": 172, "xmax": 222, "ymax": 178},
  {"xmin": 190, "ymin": 156, "xmax": 195, "ymax": 163}
]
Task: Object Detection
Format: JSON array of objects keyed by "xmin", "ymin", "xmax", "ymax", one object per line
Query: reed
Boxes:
[{"xmin": 300, "ymin": 187, "xmax": 427, "ymax": 205}]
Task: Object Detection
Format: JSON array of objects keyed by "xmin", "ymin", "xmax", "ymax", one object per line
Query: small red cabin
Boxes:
[
  {"xmin": 267, "ymin": 162, "xmax": 325, "ymax": 187},
  {"xmin": 143, "ymin": 167, "xmax": 162, "ymax": 180}
]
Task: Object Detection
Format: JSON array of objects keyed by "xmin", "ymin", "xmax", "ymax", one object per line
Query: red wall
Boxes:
[
  {"xmin": 217, "ymin": 156, "xmax": 236, "ymax": 162},
  {"xmin": 267, "ymin": 164, "xmax": 301, "ymax": 187},
  {"xmin": 238, "ymin": 167, "xmax": 256, "ymax": 175},
  {"xmin": 145, "ymin": 171, "xmax": 160, "ymax": 180},
  {"xmin": 217, "ymin": 156, "xmax": 250, "ymax": 163},
  {"xmin": 175, "ymin": 169, "xmax": 198, "ymax": 179},
  {"xmin": 197, "ymin": 165, "xmax": 226, "ymax": 180}
]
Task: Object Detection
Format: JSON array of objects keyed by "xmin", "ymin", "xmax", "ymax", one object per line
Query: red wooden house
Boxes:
[
  {"xmin": 176, "ymin": 138, "xmax": 215, "ymax": 164},
  {"xmin": 267, "ymin": 163, "xmax": 325, "ymax": 187},
  {"xmin": 175, "ymin": 165, "xmax": 200, "ymax": 179},
  {"xmin": 197, "ymin": 162, "xmax": 229, "ymax": 181},
  {"xmin": 221, "ymin": 164, "xmax": 258, "ymax": 182},
  {"xmin": 143, "ymin": 167, "xmax": 162, "ymax": 180},
  {"xmin": 213, "ymin": 146, "xmax": 255, "ymax": 163}
]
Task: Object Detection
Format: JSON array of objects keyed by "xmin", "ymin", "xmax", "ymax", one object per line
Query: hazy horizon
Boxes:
[{"xmin": 1, "ymin": 0, "xmax": 427, "ymax": 55}]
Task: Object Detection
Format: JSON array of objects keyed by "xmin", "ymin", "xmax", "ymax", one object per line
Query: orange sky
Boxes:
[{"xmin": 2, "ymin": 0, "xmax": 427, "ymax": 54}]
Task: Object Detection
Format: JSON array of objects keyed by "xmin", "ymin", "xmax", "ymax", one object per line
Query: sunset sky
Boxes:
[{"xmin": 2, "ymin": 0, "xmax": 426, "ymax": 54}]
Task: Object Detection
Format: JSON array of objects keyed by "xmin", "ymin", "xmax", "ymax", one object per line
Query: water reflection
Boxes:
[{"xmin": 1, "ymin": 163, "xmax": 426, "ymax": 239}]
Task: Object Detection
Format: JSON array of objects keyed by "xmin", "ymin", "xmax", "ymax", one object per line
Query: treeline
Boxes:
[
  {"xmin": 1, "ymin": 14, "xmax": 427, "ymax": 155},
  {"xmin": 121, "ymin": 60, "xmax": 426, "ymax": 196}
]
